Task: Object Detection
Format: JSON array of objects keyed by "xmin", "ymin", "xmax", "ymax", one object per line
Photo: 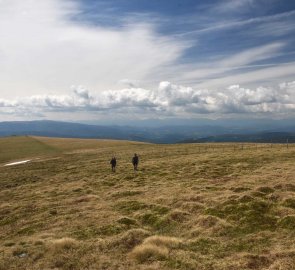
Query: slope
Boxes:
[
  {"xmin": 0, "ymin": 136, "xmax": 60, "ymax": 164},
  {"xmin": 0, "ymin": 139, "xmax": 295, "ymax": 269}
]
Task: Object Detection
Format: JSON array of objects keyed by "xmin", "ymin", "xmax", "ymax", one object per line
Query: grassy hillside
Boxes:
[
  {"xmin": 34, "ymin": 136, "xmax": 147, "ymax": 152},
  {"xmin": 0, "ymin": 136, "xmax": 146, "ymax": 164},
  {"xmin": 0, "ymin": 137, "xmax": 295, "ymax": 269},
  {"xmin": 0, "ymin": 136, "xmax": 60, "ymax": 164}
]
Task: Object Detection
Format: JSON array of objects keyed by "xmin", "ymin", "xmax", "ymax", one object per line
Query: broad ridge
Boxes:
[{"xmin": 1, "ymin": 136, "xmax": 295, "ymax": 269}]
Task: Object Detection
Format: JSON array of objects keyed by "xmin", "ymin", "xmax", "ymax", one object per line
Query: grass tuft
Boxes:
[
  {"xmin": 112, "ymin": 229, "xmax": 151, "ymax": 250},
  {"xmin": 129, "ymin": 243, "xmax": 169, "ymax": 263},
  {"xmin": 143, "ymin": 235, "xmax": 183, "ymax": 248},
  {"xmin": 49, "ymin": 237, "xmax": 78, "ymax": 251}
]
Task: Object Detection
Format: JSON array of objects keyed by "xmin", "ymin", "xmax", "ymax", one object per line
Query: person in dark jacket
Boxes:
[
  {"xmin": 110, "ymin": 157, "xmax": 117, "ymax": 172},
  {"xmin": 132, "ymin": 153, "xmax": 139, "ymax": 171}
]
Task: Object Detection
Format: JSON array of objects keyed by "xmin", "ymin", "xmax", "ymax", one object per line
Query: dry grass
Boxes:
[
  {"xmin": 129, "ymin": 243, "xmax": 169, "ymax": 262},
  {"xmin": 0, "ymin": 136, "xmax": 295, "ymax": 269},
  {"xmin": 143, "ymin": 235, "xmax": 183, "ymax": 248},
  {"xmin": 110, "ymin": 228, "xmax": 151, "ymax": 250},
  {"xmin": 49, "ymin": 237, "xmax": 79, "ymax": 251}
]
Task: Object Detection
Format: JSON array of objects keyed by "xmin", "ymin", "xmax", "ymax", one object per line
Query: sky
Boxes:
[{"xmin": 0, "ymin": 0, "xmax": 295, "ymax": 123}]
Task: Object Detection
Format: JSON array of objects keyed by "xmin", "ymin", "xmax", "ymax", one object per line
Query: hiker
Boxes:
[
  {"xmin": 110, "ymin": 157, "xmax": 117, "ymax": 172},
  {"xmin": 132, "ymin": 153, "xmax": 139, "ymax": 171}
]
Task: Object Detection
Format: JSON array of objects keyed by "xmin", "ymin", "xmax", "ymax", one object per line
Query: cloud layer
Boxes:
[
  {"xmin": 0, "ymin": 0, "xmax": 188, "ymax": 98},
  {"xmin": 1, "ymin": 81, "xmax": 294, "ymax": 118},
  {"xmin": 1, "ymin": 0, "xmax": 294, "ymax": 122}
]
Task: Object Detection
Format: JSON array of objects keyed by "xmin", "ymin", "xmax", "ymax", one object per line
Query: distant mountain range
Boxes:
[
  {"xmin": 0, "ymin": 120, "xmax": 295, "ymax": 143},
  {"xmin": 180, "ymin": 132, "xmax": 295, "ymax": 143}
]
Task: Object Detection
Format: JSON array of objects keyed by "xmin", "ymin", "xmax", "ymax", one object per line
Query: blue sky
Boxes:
[
  {"xmin": 0, "ymin": 0, "xmax": 295, "ymax": 122},
  {"xmin": 77, "ymin": 0, "xmax": 295, "ymax": 63}
]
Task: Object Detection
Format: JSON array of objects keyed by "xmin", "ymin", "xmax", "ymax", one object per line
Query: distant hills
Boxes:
[
  {"xmin": 180, "ymin": 132, "xmax": 295, "ymax": 143},
  {"xmin": 0, "ymin": 121, "xmax": 144, "ymax": 141},
  {"xmin": 0, "ymin": 120, "xmax": 295, "ymax": 143}
]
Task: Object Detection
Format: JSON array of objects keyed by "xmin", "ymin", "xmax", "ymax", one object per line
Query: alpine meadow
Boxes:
[
  {"xmin": 1, "ymin": 136, "xmax": 295, "ymax": 269},
  {"xmin": 1, "ymin": 0, "xmax": 295, "ymax": 269}
]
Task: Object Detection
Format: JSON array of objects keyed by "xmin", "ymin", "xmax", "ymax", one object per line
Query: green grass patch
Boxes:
[
  {"xmin": 117, "ymin": 217, "xmax": 138, "ymax": 227},
  {"xmin": 187, "ymin": 238, "xmax": 219, "ymax": 254},
  {"xmin": 112, "ymin": 190, "xmax": 143, "ymax": 198},
  {"xmin": 283, "ymin": 198, "xmax": 295, "ymax": 209},
  {"xmin": 114, "ymin": 200, "xmax": 149, "ymax": 214},
  {"xmin": 72, "ymin": 224, "xmax": 124, "ymax": 239},
  {"xmin": 256, "ymin": 186, "xmax": 274, "ymax": 194},
  {"xmin": 231, "ymin": 187, "xmax": 251, "ymax": 193},
  {"xmin": 278, "ymin": 215, "xmax": 295, "ymax": 230},
  {"xmin": 205, "ymin": 198, "xmax": 278, "ymax": 234},
  {"xmin": 114, "ymin": 200, "xmax": 170, "ymax": 215}
]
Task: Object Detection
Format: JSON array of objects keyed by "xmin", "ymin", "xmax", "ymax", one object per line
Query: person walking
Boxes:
[
  {"xmin": 110, "ymin": 156, "xmax": 117, "ymax": 172},
  {"xmin": 132, "ymin": 153, "xmax": 139, "ymax": 171}
]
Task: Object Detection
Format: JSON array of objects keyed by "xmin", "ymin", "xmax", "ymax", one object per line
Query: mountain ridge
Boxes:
[{"xmin": 1, "ymin": 120, "xmax": 295, "ymax": 143}]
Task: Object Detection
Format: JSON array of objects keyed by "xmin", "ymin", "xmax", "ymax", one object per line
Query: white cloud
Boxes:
[
  {"xmin": 175, "ymin": 9, "xmax": 295, "ymax": 37},
  {"xmin": 175, "ymin": 43, "xmax": 286, "ymax": 84},
  {"xmin": 1, "ymin": 0, "xmax": 294, "ymax": 122},
  {"xmin": 117, "ymin": 79, "xmax": 140, "ymax": 88},
  {"xmin": 1, "ymin": 80, "xmax": 295, "ymax": 118},
  {"xmin": 72, "ymin": 85, "xmax": 91, "ymax": 102},
  {"xmin": 0, "ymin": 0, "xmax": 189, "ymax": 99},
  {"xmin": 211, "ymin": 0, "xmax": 255, "ymax": 14},
  {"xmin": 218, "ymin": 43, "xmax": 284, "ymax": 68},
  {"xmin": 250, "ymin": 20, "xmax": 295, "ymax": 37},
  {"xmin": 195, "ymin": 61, "xmax": 295, "ymax": 89}
]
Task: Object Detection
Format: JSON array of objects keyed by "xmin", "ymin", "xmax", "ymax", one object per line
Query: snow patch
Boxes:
[{"xmin": 4, "ymin": 160, "xmax": 31, "ymax": 166}]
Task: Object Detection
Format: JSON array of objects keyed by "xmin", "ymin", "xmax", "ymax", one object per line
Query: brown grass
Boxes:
[
  {"xmin": 111, "ymin": 228, "xmax": 151, "ymax": 250},
  {"xmin": 0, "ymin": 136, "xmax": 295, "ymax": 269},
  {"xmin": 143, "ymin": 235, "xmax": 183, "ymax": 248},
  {"xmin": 49, "ymin": 237, "xmax": 79, "ymax": 251},
  {"xmin": 129, "ymin": 243, "xmax": 169, "ymax": 262}
]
